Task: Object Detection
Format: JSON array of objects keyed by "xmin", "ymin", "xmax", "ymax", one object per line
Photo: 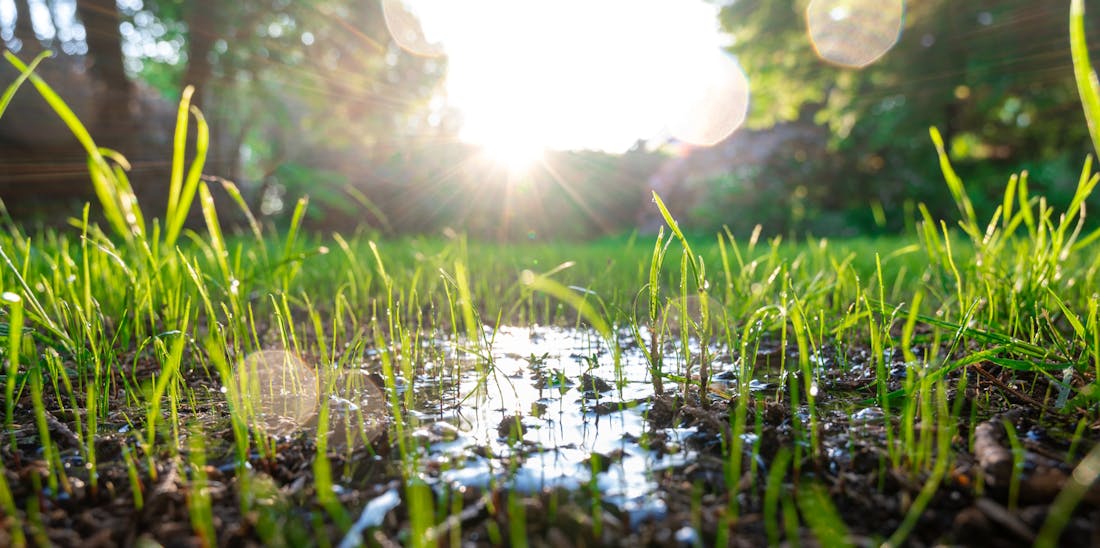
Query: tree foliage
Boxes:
[
  {"xmin": 0, "ymin": 0, "xmax": 461, "ymax": 227},
  {"xmin": 718, "ymin": 0, "xmax": 1098, "ymax": 230}
]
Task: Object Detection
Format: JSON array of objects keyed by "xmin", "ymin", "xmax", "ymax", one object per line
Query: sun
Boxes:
[
  {"xmin": 482, "ymin": 138, "xmax": 544, "ymax": 174},
  {"xmin": 389, "ymin": 1, "xmax": 740, "ymax": 153},
  {"xmin": 462, "ymin": 97, "xmax": 550, "ymax": 174}
]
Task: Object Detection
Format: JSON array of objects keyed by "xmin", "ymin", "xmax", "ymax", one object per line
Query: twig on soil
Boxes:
[
  {"xmin": 44, "ymin": 412, "xmax": 80, "ymax": 448},
  {"xmin": 973, "ymin": 419, "xmax": 1014, "ymax": 487},
  {"xmin": 972, "ymin": 363, "xmax": 1058, "ymax": 413},
  {"xmin": 972, "ymin": 416, "xmax": 1088, "ymax": 505},
  {"xmin": 370, "ymin": 530, "xmax": 401, "ymax": 548}
]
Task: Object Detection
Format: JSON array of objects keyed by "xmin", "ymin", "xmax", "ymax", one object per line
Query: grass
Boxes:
[{"xmin": 1, "ymin": 3, "xmax": 1100, "ymax": 545}]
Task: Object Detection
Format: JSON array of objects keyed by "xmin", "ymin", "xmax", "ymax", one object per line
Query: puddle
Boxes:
[
  {"xmin": 320, "ymin": 325, "xmax": 898, "ymax": 528},
  {"xmin": 400, "ymin": 326, "xmax": 699, "ymax": 523}
]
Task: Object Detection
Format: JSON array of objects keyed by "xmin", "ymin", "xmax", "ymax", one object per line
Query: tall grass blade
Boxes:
[
  {"xmin": 929, "ymin": 127, "xmax": 979, "ymax": 240},
  {"xmin": 3, "ymin": 292, "xmax": 24, "ymax": 451},
  {"xmin": 165, "ymin": 89, "xmax": 209, "ymax": 250},
  {"xmin": 1071, "ymin": 0, "xmax": 1100, "ymax": 156},
  {"xmin": 3, "ymin": 51, "xmax": 142, "ymax": 241},
  {"xmin": 0, "ymin": 50, "xmax": 50, "ymax": 119}
]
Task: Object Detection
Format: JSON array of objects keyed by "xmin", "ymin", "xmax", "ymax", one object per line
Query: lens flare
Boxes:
[
  {"xmin": 325, "ymin": 371, "xmax": 389, "ymax": 451},
  {"xmin": 806, "ymin": 0, "xmax": 904, "ymax": 68},
  {"xmin": 382, "ymin": 0, "xmax": 444, "ymax": 57},
  {"xmin": 235, "ymin": 350, "xmax": 318, "ymax": 437},
  {"xmin": 668, "ymin": 53, "xmax": 750, "ymax": 147},
  {"xmin": 643, "ymin": 293, "xmax": 726, "ymax": 338}
]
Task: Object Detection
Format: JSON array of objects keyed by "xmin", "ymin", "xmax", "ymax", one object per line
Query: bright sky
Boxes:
[{"xmin": 385, "ymin": 0, "xmax": 747, "ymax": 159}]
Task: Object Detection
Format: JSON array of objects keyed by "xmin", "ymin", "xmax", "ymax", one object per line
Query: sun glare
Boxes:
[
  {"xmin": 384, "ymin": 0, "xmax": 744, "ymax": 153},
  {"xmin": 483, "ymin": 137, "xmax": 545, "ymax": 174}
]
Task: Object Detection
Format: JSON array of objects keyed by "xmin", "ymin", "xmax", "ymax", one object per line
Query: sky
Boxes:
[
  {"xmin": 1, "ymin": 0, "xmax": 746, "ymax": 157},
  {"xmin": 385, "ymin": 0, "xmax": 747, "ymax": 156}
]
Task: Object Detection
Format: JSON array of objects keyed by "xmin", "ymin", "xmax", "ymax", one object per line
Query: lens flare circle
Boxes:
[
  {"xmin": 235, "ymin": 350, "xmax": 318, "ymax": 437},
  {"xmin": 806, "ymin": 0, "xmax": 904, "ymax": 68},
  {"xmin": 382, "ymin": 0, "xmax": 444, "ymax": 57},
  {"xmin": 668, "ymin": 53, "xmax": 750, "ymax": 147}
]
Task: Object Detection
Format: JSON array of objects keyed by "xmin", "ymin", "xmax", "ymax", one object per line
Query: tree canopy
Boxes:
[{"xmin": 716, "ymin": 0, "xmax": 1098, "ymax": 231}]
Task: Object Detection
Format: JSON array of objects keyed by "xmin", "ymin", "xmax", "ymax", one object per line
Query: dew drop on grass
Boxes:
[{"xmin": 2, "ymin": 291, "xmax": 20, "ymax": 303}]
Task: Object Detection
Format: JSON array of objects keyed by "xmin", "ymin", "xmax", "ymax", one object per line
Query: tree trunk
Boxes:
[
  {"xmin": 183, "ymin": 0, "xmax": 217, "ymax": 108},
  {"xmin": 14, "ymin": 0, "xmax": 39, "ymax": 52},
  {"xmin": 74, "ymin": 0, "xmax": 147, "ymax": 205},
  {"xmin": 75, "ymin": 0, "xmax": 134, "ymax": 145},
  {"xmin": 75, "ymin": 0, "xmax": 130, "ymax": 96}
]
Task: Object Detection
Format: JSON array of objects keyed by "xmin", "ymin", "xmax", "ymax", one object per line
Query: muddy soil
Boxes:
[{"xmin": 2, "ymin": 326, "xmax": 1098, "ymax": 546}]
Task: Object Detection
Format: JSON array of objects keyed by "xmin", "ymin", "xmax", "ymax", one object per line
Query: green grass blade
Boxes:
[
  {"xmin": 1047, "ymin": 287, "xmax": 1087, "ymax": 341},
  {"xmin": 198, "ymin": 182, "xmax": 232, "ymax": 286},
  {"xmin": 651, "ymin": 191, "xmax": 701, "ymax": 282},
  {"xmin": 3, "ymin": 51, "xmax": 139, "ymax": 241},
  {"xmin": 929, "ymin": 127, "xmax": 979, "ymax": 240},
  {"xmin": 166, "ymin": 86, "xmax": 194, "ymax": 231},
  {"xmin": 797, "ymin": 482, "xmax": 854, "ymax": 548},
  {"xmin": 0, "ymin": 50, "xmax": 51, "ymax": 119},
  {"xmin": 218, "ymin": 178, "xmax": 264, "ymax": 244},
  {"xmin": 1071, "ymin": 0, "xmax": 1100, "ymax": 156},
  {"xmin": 165, "ymin": 98, "xmax": 209, "ymax": 250},
  {"xmin": 1035, "ymin": 442, "xmax": 1100, "ymax": 547},
  {"xmin": 521, "ymin": 269, "xmax": 612, "ymax": 342}
]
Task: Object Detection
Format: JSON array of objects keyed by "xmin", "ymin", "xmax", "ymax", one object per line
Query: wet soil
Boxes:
[{"xmin": 2, "ymin": 326, "xmax": 1099, "ymax": 546}]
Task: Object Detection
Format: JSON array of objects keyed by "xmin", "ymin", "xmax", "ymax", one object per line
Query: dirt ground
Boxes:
[{"xmin": 2, "ymin": 338, "xmax": 1099, "ymax": 547}]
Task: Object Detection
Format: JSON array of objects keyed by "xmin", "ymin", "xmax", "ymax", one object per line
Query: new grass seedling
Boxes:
[
  {"xmin": 3, "ymin": 291, "xmax": 22, "ymax": 451},
  {"xmin": 187, "ymin": 429, "xmax": 216, "ymax": 547},
  {"xmin": 797, "ymin": 482, "xmax": 853, "ymax": 548}
]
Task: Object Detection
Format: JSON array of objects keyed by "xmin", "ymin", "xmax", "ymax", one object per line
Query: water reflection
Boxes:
[{"xmin": 411, "ymin": 326, "xmax": 693, "ymax": 522}]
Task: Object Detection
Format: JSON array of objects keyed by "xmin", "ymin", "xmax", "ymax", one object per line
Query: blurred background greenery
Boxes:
[{"xmin": 0, "ymin": 0, "xmax": 1097, "ymax": 240}]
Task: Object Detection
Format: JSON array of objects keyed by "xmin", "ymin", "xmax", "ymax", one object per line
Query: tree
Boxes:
[
  {"xmin": 1, "ymin": 0, "xmax": 447, "ymax": 223},
  {"xmin": 76, "ymin": 0, "xmax": 134, "ymax": 148},
  {"xmin": 76, "ymin": 0, "xmax": 130, "ymax": 97},
  {"xmin": 717, "ymin": 0, "xmax": 1097, "ymax": 228}
]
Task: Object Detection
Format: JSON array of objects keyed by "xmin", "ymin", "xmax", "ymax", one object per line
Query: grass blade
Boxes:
[
  {"xmin": 1071, "ymin": 0, "xmax": 1100, "ymax": 156},
  {"xmin": 797, "ymin": 482, "xmax": 853, "ymax": 548},
  {"xmin": 3, "ymin": 51, "xmax": 140, "ymax": 240},
  {"xmin": 0, "ymin": 50, "xmax": 51, "ymax": 119}
]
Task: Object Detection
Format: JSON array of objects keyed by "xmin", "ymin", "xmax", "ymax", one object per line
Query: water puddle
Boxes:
[
  {"xmin": 231, "ymin": 325, "xmax": 893, "ymax": 527},
  {"xmin": 404, "ymin": 326, "xmax": 698, "ymax": 522}
]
